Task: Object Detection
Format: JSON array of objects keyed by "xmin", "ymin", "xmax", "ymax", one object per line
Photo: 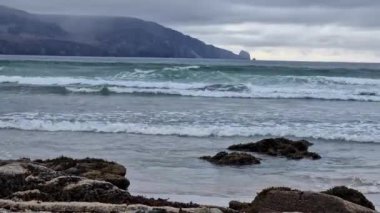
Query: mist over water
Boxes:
[{"xmin": 1, "ymin": 56, "xmax": 380, "ymax": 207}]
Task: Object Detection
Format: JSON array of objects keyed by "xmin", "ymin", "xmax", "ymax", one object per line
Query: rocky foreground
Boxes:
[{"xmin": 0, "ymin": 156, "xmax": 377, "ymax": 212}]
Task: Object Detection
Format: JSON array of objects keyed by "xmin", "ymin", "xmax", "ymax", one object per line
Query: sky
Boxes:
[{"xmin": 1, "ymin": 0, "xmax": 380, "ymax": 62}]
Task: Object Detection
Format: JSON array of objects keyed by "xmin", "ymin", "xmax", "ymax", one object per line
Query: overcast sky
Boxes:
[{"xmin": 1, "ymin": 0, "xmax": 380, "ymax": 62}]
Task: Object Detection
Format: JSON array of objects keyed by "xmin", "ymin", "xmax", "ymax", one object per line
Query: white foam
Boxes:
[
  {"xmin": 106, "ymin": 86, "xmax": 380, "ymax": 101},
  {"xmin": 112, "ymin": 69, "xmax": 157, "ymax": 80},
  {"xmin": 281, "ymin": 75, "xmax": 380, "ymax": 86},
  {"xmin": 162, "ymin": 65, "xmax": 200, "ymax": 71},
  {"xmin": 0, "ymin": 114, "xmax": 379, "ymax": 143},
  {"xmin": 65, "ymin": 87, "xmax": 101, "ymax": 93},
  {"xmin": 0, "ymin": 75, "xmax": 206, "ymax": 90},
  {"xmin": 350, "ymin": 178, "xmax": 380, "ymax": 194},
  {"xmin": 318, "ymin": 76, "xmax": 380, "ymax": 86},
  {"xmin": 1, "ymin": 75, "xmax": 380, "ymax": 101}
]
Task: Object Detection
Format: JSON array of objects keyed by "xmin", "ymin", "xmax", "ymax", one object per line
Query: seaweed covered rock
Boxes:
[
  {"xmin": 33, "ymin": 156, "xmax": 129, "ymax": 189},
  {"xmin": 200, "ymin": 152, "xmax": 260, "ymax": 166},
  {"xmin": 322, "ymin": 186, "xmax": 375, "ymax": 210},
  {"xmin": 0, "ymin": 200, "xmax": 213, "ymax": 213},
  {"xmin": 0, "ymin": 162, "xmax": 33, "ymax": 198},
  {"xmin": 228, "ymin": 138, "xmax": 321, "ymax": 160},
  {"xmin": 0, "ymin": 160, "xmax": 130, "ymax": 204},
  {"xmin": 11, "ymin": 177, "xmax": 128, "ymax": 203},
  {"xmin": 0, "ymin": 158, "xmax": 201, "ymax": 209},
  {"xmin": 246, "ymin": 187, "xmax": 375, "ymax": 213}
]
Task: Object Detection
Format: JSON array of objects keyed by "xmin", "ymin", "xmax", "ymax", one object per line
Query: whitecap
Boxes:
[
  {"xmin": 0, "ymin": 113, "xmax": 379, "ymax": 143},
  {"xmin": 162, "ymin": 65, "xmax": 200, "ymax": 71}
]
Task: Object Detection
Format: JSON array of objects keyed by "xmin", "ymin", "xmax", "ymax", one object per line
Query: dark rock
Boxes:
[
  {"xmin": 229, "ymin": 200, "xmax": 250, "ymax": 211},
  {"xmin": 247, "ymin": 187, "xmax": 375, "ymax": 213},
  {"xmin": 100, "ymin": 87, "xmax": 111, "ymax": 95},
  {"xmin": 0, "ymin": 162, "xmax": 31, "ymax": 198},
  {"xmin": 322, "ymin": 186, "xmax": 375, "ymax": 210},
  {"xmin": 228, "ymin": 137, "xmax": 321, "ymax": 160},
  {"xmin": 127, "ymin": 195, "xmax": 199, "ymax": 208},
  {"xmin": 0, "ymin": 158, "xmax": 199, "ymax": 208},
  {"xmin": 11, "ymin": 189, "xmax": 48, "ymax": 201},
  {"xmin": 34, "ymin": 156, "xmax": 129, "ymax": 189},
  {"xmin": 55, "ymin": 178, "xmax": 128, "ymax": 203},
  {"xmin": 0, "ymin": 162, "xmax": 130, "ymax": 203},
  {"xmin": 238, "ymin": 50, "xmax": 251, "ymax": 60},
  {"xmin": 200, "ymin": 152, "xmax": 260, "ymax": 166},
  {"xmin": 0, "ymin": 161, "xmax": 130, "ymax": 204}
]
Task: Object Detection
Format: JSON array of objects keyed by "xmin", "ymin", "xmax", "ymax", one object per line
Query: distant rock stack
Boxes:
[{"xmin": 238, "ymin": 50, "xmax": 251, "ymax": 60}]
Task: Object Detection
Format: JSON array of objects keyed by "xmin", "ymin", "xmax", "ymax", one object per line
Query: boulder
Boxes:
[
  {"xmin": 58, "ymin": 178, "xmax": 127, "ymax": 203},
  {"xmin": 246, "ymin": 187, "xmax": 375, "ymax": 213},
  {"xmin": 0, "ymin": 162, "xmax": 30, "ymax": 198},
  {"xmin": 322, "ymin": 186, "xmax": 375, "ymax": 210},
  {"xmin": 200, "ymin": 152, "xmax": 260, "ymax": 166},
  {"xmin": 0, "ymin": 158, "xmax": 200, "ymax": 208},
  {"xmin": 0, "ymin": 161, "xmax": 131, "ymax": 204},
  {"xmin": 228, "ymin": 137, "xmax": 321, "ymax": 160},
  {"xmin": 229, "ymin": 200, "xmax": 250, "ymax": 211},
  {"xmin": 33, "ymin": 156, "xmax": 129, "ymax": 189}
]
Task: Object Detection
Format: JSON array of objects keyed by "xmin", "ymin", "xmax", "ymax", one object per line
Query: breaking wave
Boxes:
[
  {"xmin": 162, "ymin": 65, "xmax": 200, "ymax": 71},
  {"xmin": 1, "ymin": 75, "xmax": 380, "ymax": 101},
  {"xmin": 0, "ymin": 113, "xmax": 379, "ymax": 143}
]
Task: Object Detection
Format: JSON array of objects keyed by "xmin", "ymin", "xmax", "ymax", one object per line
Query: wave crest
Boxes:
[
  {"xmin": 1, "ymin": 75, "xmax": 380, "ymax": 101},
  {"xmin": 0, "ymin": 113, "xmax": 379, "ymax": 143},
  {"xmin": 162, "ymin": 65, "xmax": 200, "ymax": 71}
]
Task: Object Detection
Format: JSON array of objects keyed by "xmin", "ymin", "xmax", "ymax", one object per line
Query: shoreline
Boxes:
[{"xmin": 0, "ymin": 152, "xmax": 377, "ymax": 212}]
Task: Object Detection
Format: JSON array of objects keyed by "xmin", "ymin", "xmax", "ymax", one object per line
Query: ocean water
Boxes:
[{"xmin": 0, "ymin": 55, "xmax": 380, "ymax": 207}]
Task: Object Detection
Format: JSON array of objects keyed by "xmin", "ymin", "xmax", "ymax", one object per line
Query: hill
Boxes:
[{"xmin": 0, "ymin": 5, "xmax": 250, "ymax": 59}]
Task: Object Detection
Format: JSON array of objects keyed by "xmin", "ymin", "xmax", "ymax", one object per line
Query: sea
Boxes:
[{"xmin": 0, "ymin": 55, "xmax": 379, "ymax": 207}]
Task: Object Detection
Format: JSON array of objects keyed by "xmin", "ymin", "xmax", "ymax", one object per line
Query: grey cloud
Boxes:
[
  {"xmin": 1, "ymin": 0, "xmax": 379, "ymax": 28},
  {"xmin": 0, "ymin": 0, "xmax": 379, "ymax": 61},
  {"xmin": 226, "ymin": 0, "xmax": 380, "ymax": 8}
]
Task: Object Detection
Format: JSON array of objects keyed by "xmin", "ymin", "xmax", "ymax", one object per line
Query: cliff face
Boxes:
[{"xmin": 0, "ymin": 5, "xmax": 250, "ymax": 59}]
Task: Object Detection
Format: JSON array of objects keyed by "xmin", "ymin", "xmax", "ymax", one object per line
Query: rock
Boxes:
[
  {"xmin": 246, "ymin": 187, "xmax": 376, "ymax": 213},
  {"xmin": 229, "ymin": 200, "xmax": 250, "ymax": 211},
  {"xmin": 0, "ymin": 158, "xmax": 200, "ymax": 208},
  {"xmin": 59, "ymin": 178, "xmax": 127, "ymax": 203},
  {"xmin": 228, "ymin": 137, "xmax": 321, "ymax": 160},
  {"xmin": 200, "ymin": 152, "xmax": 260, "ymax": 166},
  {"xmin": 33, "ymin": 156, "xmax": 129, "ymax": 189},
  {"xmin": 0, "ymin": 162, "xmax": 34, "ymax": 198},
  {"xmin": 127, "ymin": 195, "xmax": 199, "ymax": 208},
  {"xmin": 239, "ymin": 50, "xmax": 251, "ymax": 60},
  {"xmin": 11, "ymin": 189, "xmax": 47, "ymax": 202},
  {"xmin": 0, "ymin": 160, "xmax": 131, "ymax": 204},
  {"xmin": 2, "ymin": 166, "xmax": 128, "ymax": 204},
  {"xmin": 0, "ymin": 199, "xmax": 220, "ymax": 213},
  {"xmin": 322, "ymin": 186, "xmax": 375, "ymax": 210}
]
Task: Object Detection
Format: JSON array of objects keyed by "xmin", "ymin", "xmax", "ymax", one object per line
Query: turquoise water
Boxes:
[{"xmin": 0, "ymin": 55, "xmax": 380, "ymax": 206}]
